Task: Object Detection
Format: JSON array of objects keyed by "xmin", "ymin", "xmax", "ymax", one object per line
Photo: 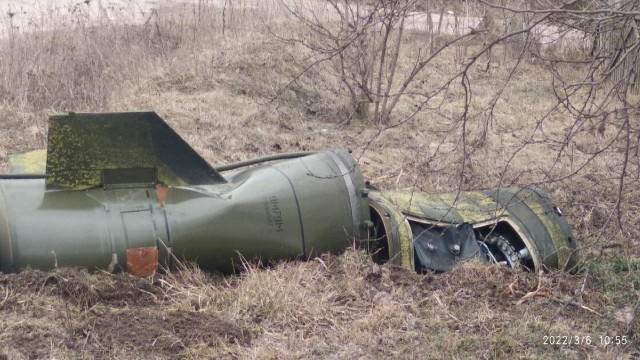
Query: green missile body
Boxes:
[
  {"xmin": 0, "ymin": 151, "xmax": 367, "ymax": 275},
  {"xmin": 0, "ymin": 112, "xmax": 578, "ymax": 275}
]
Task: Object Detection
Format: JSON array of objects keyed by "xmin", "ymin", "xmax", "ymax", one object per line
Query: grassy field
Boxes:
[{"xmin": 0, "ymin": 1, "xmax": 638, "ymax": 358}]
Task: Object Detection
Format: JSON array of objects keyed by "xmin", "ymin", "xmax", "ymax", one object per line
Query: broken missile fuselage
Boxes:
[{"xmin": 0, "ymin": 112, "xmax": 579, "ymax": 275}]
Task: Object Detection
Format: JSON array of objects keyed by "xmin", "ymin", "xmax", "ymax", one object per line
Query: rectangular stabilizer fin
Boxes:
[{"xmin": 46, "ymin": 112, "xmax": 226, "ymax": 190}]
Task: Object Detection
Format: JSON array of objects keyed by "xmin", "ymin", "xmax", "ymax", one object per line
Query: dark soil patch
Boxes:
[
  {"xmin": 0, "ymin": 268, "xmax": 163, "ymax": 309},
  {"xmin": 0, "ymin": 268, "xmax": 248, "ymax": 359},
  {"xmin": 74, "ymin": 309, "xmax": 249, "ymax": 357}
]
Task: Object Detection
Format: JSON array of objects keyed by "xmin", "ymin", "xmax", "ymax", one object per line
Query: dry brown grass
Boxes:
[
  {"xmin": 0, "ymin": 1, "xmax": 638, "ymax": 358},
  {"xmin": 0, "ymin": 250, "xmax": 636, "ymax": 359}
]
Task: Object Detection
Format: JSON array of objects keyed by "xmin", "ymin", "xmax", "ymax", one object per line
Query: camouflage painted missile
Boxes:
[
  {"xmin": 0, "ymin": 112, "xmax": 578, "ymax": 275},
  {"xmin": 367, "ymin": 188, "xmax": 579, "ymax": 272}
]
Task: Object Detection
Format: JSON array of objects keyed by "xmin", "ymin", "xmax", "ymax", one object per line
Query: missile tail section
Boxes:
[{"xmin": 0, "ymin": 151, "xmax": 368, "ymax": 274}]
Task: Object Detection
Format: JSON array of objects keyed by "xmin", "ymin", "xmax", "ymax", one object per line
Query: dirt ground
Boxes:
[
  {"xmin": 0, "ymin": 253, "xmax": 636, "ymax": 359},
  {"xmin": 0, "ymin": 0, "xmax": 638, "ymax": 358}
]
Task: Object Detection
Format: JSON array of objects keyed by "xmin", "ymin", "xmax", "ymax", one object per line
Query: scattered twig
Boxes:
[
  {"xmin": 395, "ymin": 168, "xmax": 404, "ymax": 185},
  {"xmin": 578, "ymin": 269, "xmax": 589, "ymax": 300},
  {"xmin": 547, "ymin": 297, "xmax": 602, "ymax": 316},
  {"xmin": 432, "ymin": 292, "xmax": 462, "ymax": 323},
  {"xmin": 514, "ymin": 270, "xmax": 601, "ymax": 315},
  {"xmin": 0, "ymin": 286, "xmax": 11, "ymax": 307},
  {"xmin": 314, "ymin": 257, "xmax": 328, "ymax": 271},
  {"xmin": 507, "ymin": 278, "xmax": 518, "ymax": 296},
  {"xmin": 517, "ymin": 270, "xmax": 548, "ymax": 305}
]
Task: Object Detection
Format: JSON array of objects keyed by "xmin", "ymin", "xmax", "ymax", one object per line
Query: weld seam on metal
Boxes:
[
  {"xmin": 160, "ymin": 207, "xmax": 173, "ymax": 270},
  {"xmin": 274, "ymin": 167, "xmax": 307, "ymax": 257},
  {"xmin": 0, "ymin": 181, "xmax": 13, "ymax": 269},
  {"xmin": 104, "ymin": 200, "xmax": 117, "ymax": 272},
  {"xmin": 103, "ymin": 189, "xmax": 120, "ymax": 272},
  {"xmin": 326, "ymin": 152, "xmax": 360, "ymax": 238},
  {"xmin": 148, "ymin": 202, "xmax": 162, "ymax": 265}
]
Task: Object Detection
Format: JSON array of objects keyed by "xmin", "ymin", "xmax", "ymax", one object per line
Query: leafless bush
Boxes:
[
  {"xmin": 273, "ymin": 0, "xmax": 640, "ymax": 257},
  {"xmin": 273, "ymin": 0, "xmax": 485, "ymax": 124}
]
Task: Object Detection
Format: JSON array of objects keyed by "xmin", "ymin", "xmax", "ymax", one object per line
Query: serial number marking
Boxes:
[
  {"xmin": 543, "ymin": 335, "xmax": 629, "ymax": 346},
  {"xmin": 264, "ymin": 196, "xmax": 284, "ymax": 232}
]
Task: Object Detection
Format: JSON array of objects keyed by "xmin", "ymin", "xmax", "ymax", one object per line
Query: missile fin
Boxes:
[{"xmin": 45, "ymin": 112, "xmax": 226, "ymax": 190}]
